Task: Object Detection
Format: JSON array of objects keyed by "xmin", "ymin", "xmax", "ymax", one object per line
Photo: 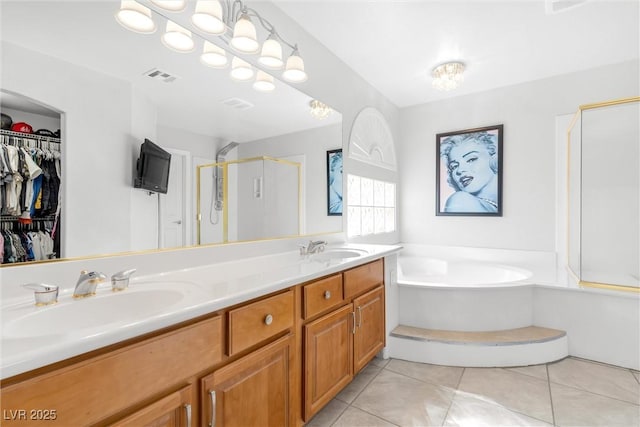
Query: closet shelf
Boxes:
[
  {"xmin": 0, "ymin": 129, "xmax": 61, "ymax": 144},
  {"xmin": 1, "ymin": 215, "xmax": 57, "ymax": 221}
]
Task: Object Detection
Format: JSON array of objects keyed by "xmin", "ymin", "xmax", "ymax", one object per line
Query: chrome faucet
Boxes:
[
  {"xmin": 300, "ymin": 240, "xmax": 328, "ymax": 255},
  {"xmin": 73, "ymin": 270, "xmax": 107, "ymax": 298}
]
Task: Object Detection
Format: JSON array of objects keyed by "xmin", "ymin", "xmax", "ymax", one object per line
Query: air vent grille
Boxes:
[
  {"xmin": 221, "ymin": 97, "xmax": 254, "ymax": 111},
  {"xmin": 545, "ymin": 0, "xmax": 588, "ymax": 14},
  {"xmin": 143, "ymin": 68, "xmax": 179, "ymax": 83}
]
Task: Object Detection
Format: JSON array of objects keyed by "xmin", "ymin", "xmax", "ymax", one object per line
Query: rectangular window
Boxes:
[{"xmin": 347, "ymin": 174, "xmax": 396, "ymax": 237}]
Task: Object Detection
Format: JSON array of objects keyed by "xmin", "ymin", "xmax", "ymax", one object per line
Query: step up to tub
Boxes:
[{"xmin": 388, "ymin": 325, "xmax": 568, "ymax": 367}]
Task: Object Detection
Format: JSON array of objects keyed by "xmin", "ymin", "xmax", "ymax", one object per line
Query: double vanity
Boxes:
[{"xmin": 1, "ymin": 243, "xmax": 400, "ymax": 426}]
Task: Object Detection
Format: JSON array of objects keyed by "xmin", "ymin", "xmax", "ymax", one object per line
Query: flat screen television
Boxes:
[{"xmin": 134, "ymin": 138, "xmax": 171, "ymax": 194}]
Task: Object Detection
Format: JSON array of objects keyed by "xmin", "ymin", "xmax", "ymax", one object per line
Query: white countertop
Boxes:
[{"xmin": 0, "ymin": 243, "xmax": 401, "ymax": 379}]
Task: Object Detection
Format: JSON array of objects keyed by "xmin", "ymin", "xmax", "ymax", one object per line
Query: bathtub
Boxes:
[{"xmin": 398, "ymin": 256, "xmax": 533, "ymax": 288}]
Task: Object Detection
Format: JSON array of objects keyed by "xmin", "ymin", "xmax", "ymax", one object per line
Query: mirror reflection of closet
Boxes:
[{"xmin": 0, "ymin": 91, "xmax": 63, "ymax": 264}]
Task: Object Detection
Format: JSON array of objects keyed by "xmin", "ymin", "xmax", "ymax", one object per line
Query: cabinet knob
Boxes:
[
  {"xmin": 324, "ymin": 290, "xmax": 331, "ymax": 300},
  {"xmin": 264, "ymin": 314, "xmax": 273, "ymax": 325}
]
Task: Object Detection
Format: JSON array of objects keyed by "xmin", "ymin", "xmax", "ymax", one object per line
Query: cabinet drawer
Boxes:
[
  {"xmin": 303, "ymin": 274, "xmax": 344, "ymax": 319},
  {"xmin": 343, "ymin": 259, "xmax": 384, "ymax": 299},
  {"xmin": 0, "ymin": 315, "xmax": 222, "ymax": 427},
  {"xmin": 228, "ymin": 290, "xmax": 294, "ymax": 355}
]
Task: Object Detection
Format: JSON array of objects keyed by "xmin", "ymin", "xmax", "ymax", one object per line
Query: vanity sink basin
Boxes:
[
  {"xmin": 2, "ymin": 282, "xmax": 204, "ymax": 340},
  {"xmin": 311, "ymin": 248, "xmax": 368, "ymax": 262}
]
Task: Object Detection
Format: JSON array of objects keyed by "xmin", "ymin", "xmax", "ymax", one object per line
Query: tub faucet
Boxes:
[{"xmin": 73, "ymin": 270, "xmax": 107, "ymax": 298}]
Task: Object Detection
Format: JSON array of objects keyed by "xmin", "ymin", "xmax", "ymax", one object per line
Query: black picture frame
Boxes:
[
  {"xmin": 436, "ymin": 124, "xmax": 503, "ymax": 216},
  {"xmin": 326, "ymin": 148, "xmax": 343, "ymax": 216}
]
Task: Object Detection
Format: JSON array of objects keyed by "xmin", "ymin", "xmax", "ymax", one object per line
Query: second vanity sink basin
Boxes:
[
  {"xmin": 2, "ymin": 282, "xmax": 204, "ymax": 340},
  {"xmin": 311, "ymin": 248, "xmax": 368, "ymax": 262}
]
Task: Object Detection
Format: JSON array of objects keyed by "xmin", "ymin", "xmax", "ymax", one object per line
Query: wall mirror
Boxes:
[{"xmin": 0, "ymin": 1, "xmax": 343, "ymax": 266}]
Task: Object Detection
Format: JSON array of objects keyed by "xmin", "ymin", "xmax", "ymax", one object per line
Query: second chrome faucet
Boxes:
[{"xmin": 73, "ymin": 270, "xmax": 107, "ymax": 298}]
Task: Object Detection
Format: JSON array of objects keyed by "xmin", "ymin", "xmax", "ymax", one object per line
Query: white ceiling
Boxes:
[
  {"xmin": 1, "ymin": 0, "xmax": 638, "ymax": 131},
  {"xmin": 274, "ymin": 0, "xmax": 640, "ymax": 108}
]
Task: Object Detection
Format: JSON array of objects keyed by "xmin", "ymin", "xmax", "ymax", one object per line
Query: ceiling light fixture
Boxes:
[
  {"xmin": 116, "ymin": 0, "xmax": 308, "ymax": 92},
  {"xmin": 431, "ymin": 62, "xmax": 465, "ymax": 91},
  {"xmin": 115, "ymin": 1, "xmax": 156, "ymax": 34},
  {"xmin": 309, "ymin": 100, "xmax": 332, "ymax": 120}
]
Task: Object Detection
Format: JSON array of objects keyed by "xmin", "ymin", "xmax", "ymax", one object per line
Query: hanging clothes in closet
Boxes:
[{"xmin": 0, "ymin": 130, "xmax": 61, "ymax": 263}]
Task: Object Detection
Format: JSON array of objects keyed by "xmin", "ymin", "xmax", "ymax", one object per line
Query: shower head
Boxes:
[{"xmin": 216, "ymin": 141, "xmax": 239, "ymax": 162}]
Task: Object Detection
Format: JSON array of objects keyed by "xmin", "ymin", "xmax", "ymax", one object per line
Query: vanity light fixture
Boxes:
[
  {"xmin": 253, "ymin": 71, "xmax": 275, "ymax": 92},
  {"xmin": 116, "ymin": 0, "xmax": 308, "ymax": 91},
  {"xmin": 258, "ymin": 32, "xmax": 283, "ymax": 69},
  {"xmin": 161, "ymin": 20, "xmax": 195, "ymax": 52},
  {"xmin": 230, "ymin": 10, "xmax": 260, "ymax": 54},
  {"xmin": 431, "ymin": 62, "xmax": 465, "ymax": 91},
  {"xmin": 192, "ymin": 1, "xmax": 226, "ymax": 34},
  {"xmin": 230, "ymin": 56, "xmax": 254, "ymax": 81},
  {"xmin": 115, "ymin": 0, "xmax": 156, "ymax": 34},
  {"xmin": 201, "ymin": 40, "xmax": 228, "ymax": 68},
  {"xmin": 309, "ymin": 100, "xmax": 332, "ymax": 120},
  {"xmin": 282, "ymin": 47, "xmax": 308, "ymax": 83},
  {"xmin": 150, "ymin": 0, "xmax": 187, "ymax": 12}
]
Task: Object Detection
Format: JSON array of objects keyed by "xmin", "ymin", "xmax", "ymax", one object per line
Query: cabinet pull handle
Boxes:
[
  {"xmin": 209, "ymin": 390, "xmax": 216, "ymax": 427},
  {"xmin": 184, "ymin": 403, "xmax": 192, "ymax": 427},
  {"xmin": 351, "ymin": 311, "xmax": 356, "ymax": 334},
  {"xmin": 324, "ymin": 290, "xmax": 331, "ymax": 300},
  {"xmin": 264, "ymin": 314, "xmax": 273, "ymax": 325},
  {"xmin": 357, "ymin": 305, "xmax": 362, "ymax": 328}
]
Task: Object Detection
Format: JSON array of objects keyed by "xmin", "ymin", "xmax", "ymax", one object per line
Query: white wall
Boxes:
[{"xmin": 399, "ymin": 59, "xmax": 639, "ymax": 252}]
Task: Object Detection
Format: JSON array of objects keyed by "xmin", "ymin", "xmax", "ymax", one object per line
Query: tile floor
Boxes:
[{"xmin": 306, "ymin": 357, "xmax": 640, "ymax": 427}]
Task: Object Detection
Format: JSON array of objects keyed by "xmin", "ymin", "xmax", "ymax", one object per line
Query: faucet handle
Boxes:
[
  {"xmin": 111, "ymin": 269, "xmax": 136, "ymax": 292},
  {"xmin": 22, "ymin": 283, "xmax": 59, "ymax": 306}
]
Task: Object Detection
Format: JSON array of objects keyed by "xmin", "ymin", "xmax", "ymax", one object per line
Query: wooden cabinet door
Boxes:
[
  {"xmin": 202, "ymin": 334, "xmax": 293, "ymax": 427},
  {"xmin": 353, "ymin": 285, "xmax": 385, "ymax": 373},
  {"xmin": 110, "ymin": 385, "xmax": 194, "ymax": 427},
  {"xmin": 303, "ymin": 304, "xmax": 354, "ymax": 421}
]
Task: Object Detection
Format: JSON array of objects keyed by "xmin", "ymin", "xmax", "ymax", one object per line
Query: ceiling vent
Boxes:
[
  {"xmin": 220, "ymin": 97, "xmax": 254, "ymax": 111},
  {"xmin": 545, "ymin": 0, "xmax": 588, "ymax": 14},
  {"xmin": 143, "ymin": 68, "xmax": 179, "ymax": 83}
]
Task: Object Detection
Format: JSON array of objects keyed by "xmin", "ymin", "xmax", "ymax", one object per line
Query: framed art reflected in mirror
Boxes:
[{"xmin": 327, "ymin": 149, "xmax": 343, "ymax": 216}]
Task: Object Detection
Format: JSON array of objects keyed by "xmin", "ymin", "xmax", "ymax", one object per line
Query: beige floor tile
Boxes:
[
  {"xmin": 548, "ymin": 357, "xmax": 640, "ymax": 404},
  {"xmin": 352, "ymin": 369, "xmax": 455, "ymax": 426},
  {"xmin": 305, "ymin": 398, "xmax": 348, "ymax": 427},
  {"xmin": 335, "ymin": 363, "xmax": 383, "ymax": 404},
  {"xmin": 551, "ymin": 382, "xmax": 640, "ymax": 427},
  {"xmin": 504, "ymin": 364, "xmax": 549, "ymax": 381},
  {"xmin": 632, "ymin": 370, "xmax": 640, "ymax": 384},
  {"xmin": 385, "ymin": 359, "xmax": 464, "ymax": 389},
  {"xmin": 333, "ymin": 406, "xmax": 398, "ymax": 427},
  {"xmin": 444, "ymin": 390, "xmax": 553, "ymax": 427},
  {"xmin": 458, "ymin": 368, "xmax": 553, "ymax": 423}
]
